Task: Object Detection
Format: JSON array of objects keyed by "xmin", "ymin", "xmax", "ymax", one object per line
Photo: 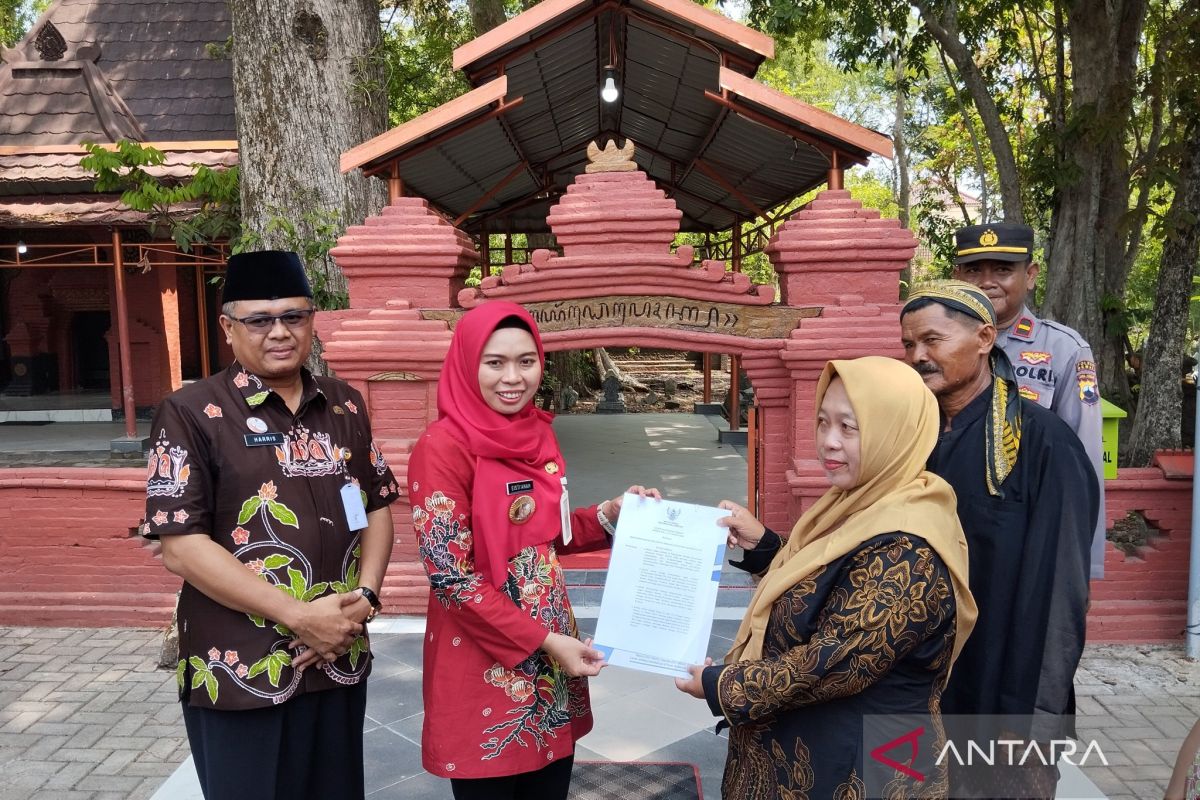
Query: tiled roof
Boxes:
[
  {"xmin": 0, "ymin": 0, "xmax": 235, "ymax": 145},
  {"xmin": 0, "ymin": 147, "xmax": 238, "ymax": 196},
  {"xmin": 0, "ymin": 193, "xmax": 164, "ymax": 226}
]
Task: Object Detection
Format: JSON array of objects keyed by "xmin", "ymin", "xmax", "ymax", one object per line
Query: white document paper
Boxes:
[{"xmin": 592, "ymin": 493, "xmax": 727, "ymax": 678}]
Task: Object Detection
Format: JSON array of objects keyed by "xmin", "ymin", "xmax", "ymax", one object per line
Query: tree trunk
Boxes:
[
  {"xmin": 935, "ymin": 44, "xmax": 989, "ymax": 222},
  {"xmin": 469, "ymin": 0, "xmax": 507, "ymax": 36},
  {"xmin": 593, "ymin": 348, "xmax": 649, "ymax": 391},
  {"xmin": 894, "ymin": 46, "xmax": 913, "ymax": 291},
  {"xmin": 230, "ymin": 0, "xmax": 387, "ymax": 301},
  {"xmin": 1125, "ymin": 125, "xmax": 1200, "ymax": 466},
  {"xmin": 1040, "ymin": 0, "xmax": 1149, "ymax": 409},
  {"xmin": 914, "ymin": 0, "xmax": 1024, "ymax": 224},
  {"xmin": 893, "ymin": 46, "xmax": 911, "ymax": 231}
]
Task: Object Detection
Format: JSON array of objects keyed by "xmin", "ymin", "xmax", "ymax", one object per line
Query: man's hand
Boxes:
[
  {"xmin": 290, "ymin": 589, "xmax": 375, "ymax": 672},
  {"xmin": 287, "ymin": 592, "xmax": 362, "ymax": 665},
  {"xmin": 716, "ymin": 500, "xmax": 766, "ymax": 550},
  {"xmin": 542, "ymin": 632, "xmax": 606, "ymax": 677},
  {"xmin": 674, "ymin": 658, "xmax": 714, "ymax": 698}
]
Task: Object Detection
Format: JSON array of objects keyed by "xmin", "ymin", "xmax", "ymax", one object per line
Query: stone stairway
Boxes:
[{"xmin": 608, "ymin": 355, "xmax": 698, "ymax": 377}]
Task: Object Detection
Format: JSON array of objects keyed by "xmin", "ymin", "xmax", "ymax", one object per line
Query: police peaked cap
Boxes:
[
  {"xmin": 221, "ymin": 250, "xmax": 313, "ymax": 303},
  {"xmin": 953, "ymin": 222, "xmax": 1035, "ymax": 265}
]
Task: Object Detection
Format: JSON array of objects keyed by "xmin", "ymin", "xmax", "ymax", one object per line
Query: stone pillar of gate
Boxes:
[
  {"xmin": 766, "ymin": 189, "xmax": 918, "ymax": 522},
  {"xmin": 316, "ymin": 196, "xmax": 477, "ymax": 613},
  {"xmin": 741, "ymin": 345, "xmax": 794, "ymax": 534}
]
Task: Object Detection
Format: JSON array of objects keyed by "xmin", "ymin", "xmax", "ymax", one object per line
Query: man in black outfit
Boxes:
[{"xmin": 900, "ymin": 280, "xmax": 1097, "ymax": 799}]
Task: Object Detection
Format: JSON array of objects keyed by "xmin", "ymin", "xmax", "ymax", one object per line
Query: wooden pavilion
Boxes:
[{"xmin": 0, "ymin": 0, "xmax": 236, "ymax": 441}]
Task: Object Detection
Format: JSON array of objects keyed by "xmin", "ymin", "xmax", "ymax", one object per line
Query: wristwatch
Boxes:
[{"xmin": 359, "ymin": 586, "xmax": 382, "ymax": 622}]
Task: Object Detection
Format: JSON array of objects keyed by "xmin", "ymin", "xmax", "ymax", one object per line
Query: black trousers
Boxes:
[
  {"xmin": 181, "ymin": 682, "xmax": 367, "ymax": 800},
  {"xmin": 450, "ymin": 754, "xmax": 575, "ymax": 800}
]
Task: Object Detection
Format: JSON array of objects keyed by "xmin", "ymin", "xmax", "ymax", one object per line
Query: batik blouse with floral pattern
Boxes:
[
  {"xmin": 407, "ymin": 422, "xmax": 611, "ymax": 779},
  {"xmin": 701, "ymin": 530, "xmax": 959, "ymax": 800}
]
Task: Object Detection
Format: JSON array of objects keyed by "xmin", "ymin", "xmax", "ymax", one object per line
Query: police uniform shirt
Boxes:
[{"xmin": 997, "ymin": 306, "xmax": 1106, "ymax": 579}]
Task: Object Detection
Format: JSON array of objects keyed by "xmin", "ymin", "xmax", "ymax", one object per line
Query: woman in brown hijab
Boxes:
[{"xmin": 676, "ymin": 356, "xmax": 977, "ymax": 799}]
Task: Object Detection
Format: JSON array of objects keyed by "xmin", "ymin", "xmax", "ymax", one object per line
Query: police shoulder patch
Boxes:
[{"xmin": 1076, "ymin": 367, "xmax": 1099, "ymax": 405}]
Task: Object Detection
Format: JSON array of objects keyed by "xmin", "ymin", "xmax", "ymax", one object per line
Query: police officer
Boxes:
[{"xmin": 952, "ymin": 222, "xmax": 1105, "ymax": 579}]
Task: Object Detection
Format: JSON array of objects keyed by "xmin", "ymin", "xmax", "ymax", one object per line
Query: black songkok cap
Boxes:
[
  {"xmin": 221, "ymin": 250, "xmax": 313, "ymax": 303},
  {"xmin": 953, "ymin": 222, "xmax": 1035, "ymax": 264}
]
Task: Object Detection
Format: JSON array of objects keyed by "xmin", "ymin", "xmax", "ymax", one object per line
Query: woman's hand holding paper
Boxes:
[
  {"xmin": 601, "ymin": 484, "xmax": 663, "ymax": 523},
  {"xmin": 674, "ymin": 658, "xmax": 715, "ymax": 698},
  {"xmin": 542, "ymin": 632, "xmax": 607, "ymax": 677},
  {"xmin": 717, "ymin": 500, "xmax": 766, "ymax": 550}
]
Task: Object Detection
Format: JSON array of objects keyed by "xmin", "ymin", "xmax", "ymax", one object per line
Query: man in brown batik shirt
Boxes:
[{"xmin": 144, "ymin": 250, "xmax": 398, "ymax": 800}]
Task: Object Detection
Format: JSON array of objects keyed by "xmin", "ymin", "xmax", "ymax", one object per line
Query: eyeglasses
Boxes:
[{"xmin": 228, "ymin": 309, "xmax": 315, "ymax": 332}]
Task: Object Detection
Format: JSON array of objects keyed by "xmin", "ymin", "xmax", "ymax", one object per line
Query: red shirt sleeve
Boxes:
[
  {"xmin": 560, "ymin": 504, "xmax": 610, "ymax": 555},
  {"xmin": 407, "ymin": 429, "xmax": 549, "ymax": 670}
]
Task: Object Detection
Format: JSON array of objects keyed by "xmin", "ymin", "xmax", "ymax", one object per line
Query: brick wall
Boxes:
[
  {"xmin": 1087, "ymin": 465, "xmax": 1192, "ymax": 642},
  {"xmin": 0, "ymin": 468, "xmax": 178, "ymax": 626},
  {"xmin": 0, "ymin": 462, "xmax": 1195, "ymax": 635}
]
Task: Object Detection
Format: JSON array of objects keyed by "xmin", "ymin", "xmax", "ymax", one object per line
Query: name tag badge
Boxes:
[
  {"xmin": 506, "ymin": 480, "xmax": 534, "ymax": 495},
  {"xmin": 244, "ymin": 432, "xmax": 285, "ymax": 447},
  {"xmin": 559, "ymin": 476, "xmax": 572, "ymax": 546},
  {"xmin": 340, "ymin": 483, "xmax": 368, "ymax": 531}
]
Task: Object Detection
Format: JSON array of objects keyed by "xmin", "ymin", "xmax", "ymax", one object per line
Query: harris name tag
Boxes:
[{"xmin": 244, "ymin": 432, "xmax": 285, "ymax": 447}]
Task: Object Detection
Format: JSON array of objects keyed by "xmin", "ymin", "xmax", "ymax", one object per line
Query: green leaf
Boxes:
[
  {"xmin": 247, "ymin": 613, "xmax": 266, "ymax": 628},
  {"xmin": 237, "ymin": 496, "xmax": 263, "ymax": 524},
  {"xmin": 330, "ymin": 581, "xmax": 349, "ymax": 594},
  {"xmin": 267, "ymin": 655, "xmax": 283, "ymax": 687},
  {"xmin": 302, "ymin": 581, "xmax": 329, "ymax": 602},
  {"xmin": 189, "ymin": 655, "xmax": 208, "ymax": 672},
  {"xmin": 273, "ymin": 623, "xmax": 293, "ymax": 637},
  {"xmin": 246, "ymin": 655, "xmax": 272, "ymax": 679},
  {"xmin": 176, "ymin": 659, "xmax": 187, "ymax": 689},
  {"xmin": 348, "ymin": 636, "xmax": 366, "ymax": 670},
  {"xmin": 191, "ymin": 669, "xmax": 207, "ymax": 690},
  {"xmin": 205, "ymin": 673, "xmax": 219, "ymax": 703},
  {"xmin": 245, "ymin": 391, "xmax": 270, "ymax": 407},
  {"xmin": 261, "ymin": 554, "xmax": 293, "ymax": 571},
  {"xmin": 360, "ymin": 490, "xmax": 369, "ymax": 509},
  {"xmin": 345, "ymin": 561, "xmax": 360, "ymax": 590},
  {"xmin": 288, "ymin": 567, "xmax": 308, "ymax": 599},
  {"xmin": 266, "ymin": 499, "xmax": 299, "ymax": 528}
]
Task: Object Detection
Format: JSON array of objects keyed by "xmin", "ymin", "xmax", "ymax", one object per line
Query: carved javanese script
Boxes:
[{"xmin": 422, "ymin": 296, "xmax": 819, "ymax": 339}]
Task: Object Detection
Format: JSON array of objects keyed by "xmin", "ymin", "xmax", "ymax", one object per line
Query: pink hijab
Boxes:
[{"xmin": 436, "ymin": 301, "xmax": 565, "ymax": 586}]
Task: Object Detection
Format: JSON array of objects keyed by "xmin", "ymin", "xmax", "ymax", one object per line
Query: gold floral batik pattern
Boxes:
[{"xmin": 717, "ymin": 534, "xmax": 958, "ymax": 800}]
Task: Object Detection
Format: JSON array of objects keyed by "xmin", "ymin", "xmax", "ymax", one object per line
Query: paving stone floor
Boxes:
[
  {"xmin": 0, "ymin": 628, "xmax": 188, "ymax": 800},
  {"xmin": 1, "ymin": 625, "xmax": 1197, "ymax": 799}
]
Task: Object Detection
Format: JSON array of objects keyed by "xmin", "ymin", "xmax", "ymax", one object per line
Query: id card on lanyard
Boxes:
[
  {"xmin": 340, "ymin": 481, "xmax": 368, "ymax": 531},
  {"xmin": 559, "ymin": 476, "xmax": 572, "ymax": 545}
]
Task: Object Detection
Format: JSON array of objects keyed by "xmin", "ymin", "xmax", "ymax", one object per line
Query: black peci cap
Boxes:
[{"xmin": 221, "ymin": 250, "xmax": 313, "ymax": 303}]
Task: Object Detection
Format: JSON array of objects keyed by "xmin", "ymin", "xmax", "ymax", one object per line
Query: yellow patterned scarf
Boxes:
[
  {"xmin": 726, "ymin": 357, "xmax": 977, "ymax": 669},
  {"xmin": 905, "ymin": 280, "xmax": 1023, "ymax": 497}
]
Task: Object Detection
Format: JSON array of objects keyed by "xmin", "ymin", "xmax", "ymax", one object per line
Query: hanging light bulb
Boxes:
[
  {"xmin": 600, "ymin": 65, "xmax": 619, "ymax": 103},
  {"xmin": 16, "ymin": 241, "xmax": 27, "ymax": 255}
]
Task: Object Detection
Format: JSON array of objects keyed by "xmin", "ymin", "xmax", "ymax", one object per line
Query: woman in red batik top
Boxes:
[{"xmin": 407, "ymin": 301, "xmax": 658, "ymax": 800}]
